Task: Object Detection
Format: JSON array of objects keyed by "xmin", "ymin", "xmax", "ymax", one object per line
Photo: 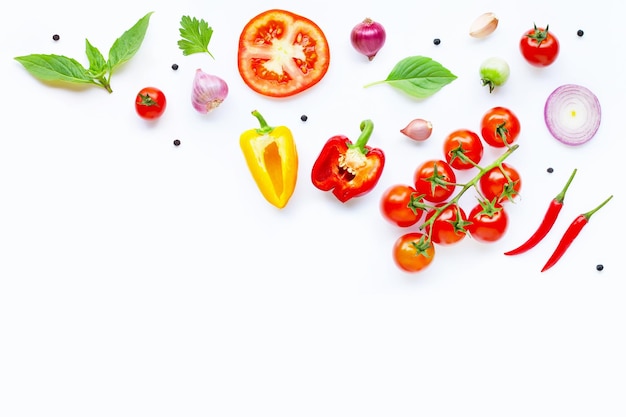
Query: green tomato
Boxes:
[{"xmin": 479, "ymin": 57, "xmax": 510, "ymax": 93}]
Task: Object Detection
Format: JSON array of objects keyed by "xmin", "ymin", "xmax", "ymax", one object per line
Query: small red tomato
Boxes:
[
  {"xmin": 480, "ymin": 107, "xmax": 521, "ymax": 148},
  {"xmin": 467, "ymin": 203, "xmax": 509, "ymax": 243},
  {"xmin": 424, "ymin": 203, "xmax": 468, "ymax": 245},
  {"xmin": 520, "ymin": 24, "xmax": 559, "ymax": 67},
  {"xmin": 480, "ymin": 163, "xmax": 521, "ymax": 203},
  {"xmin": 443, "ymin": 129, "xmax": 484, "ymax": 170},
  {"xmin": 135, "ymin": 86, "xmax": 167, "ymax": 120},
  {"xmin": 392, "ymin": 232, "xmax": 435, "ymax": 273},
  {"xmin": 414, "ymin": 159, "xmax": 457, "ymax": 203},
  {"xmin": 380, "ymin": 184, "xmax": 423, "ymax": 227}
]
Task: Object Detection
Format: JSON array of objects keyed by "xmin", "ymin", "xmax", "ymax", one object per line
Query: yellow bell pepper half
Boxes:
[{"xmin": 240, "ymin": 110, "xmax": 298, "ymax": 209}]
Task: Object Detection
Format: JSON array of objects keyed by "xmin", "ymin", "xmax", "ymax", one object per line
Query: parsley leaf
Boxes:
[{"xmin": 178, "ymin": 15, "xmax": 214, "ymax": 58}]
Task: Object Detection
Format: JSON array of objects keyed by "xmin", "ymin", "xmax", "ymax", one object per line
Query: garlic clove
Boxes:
[
  {"xmin": 469, "ymin": 12, "xmax": 498, "ymax": 38},
  {"xmin": 400, "ymin": 118, "xmax": 433, "ymax": 142}
]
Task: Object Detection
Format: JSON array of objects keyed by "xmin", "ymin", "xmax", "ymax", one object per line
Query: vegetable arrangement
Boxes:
[
  {"xmin": 12, "ymin": 9, "xmax": 612, "ymax": 276},
  {"xmin": 382, "ymin": 107, "xmax": 522, "ymax": 272}
]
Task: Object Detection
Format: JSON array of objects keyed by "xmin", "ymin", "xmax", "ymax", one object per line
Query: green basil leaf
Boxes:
[
  {"xmin": 85, "ymin": 39, "xmax": 107, "ymax": 77},
  {"xmin": 108, "ymin": 11, "xmax": 153, "ymax": 72},
  {"xmin": 14, "ymin": 54, "xmax": 94, "ymax": 84},
  {"xmin": 365, "ymin": 56, "xmax": 457, "ymax": 99}
]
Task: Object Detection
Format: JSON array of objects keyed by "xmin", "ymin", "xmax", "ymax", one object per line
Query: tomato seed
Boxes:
[
  {"xmin": 52, "ymin": 34, "xmax": 60, "ymax": 41},
  {"xmin": 173, "ymin": 139, "xmax": 181, "ymax": 146},
  {"xmin": 300, "ymin": 115, "xmax": 308, "ymax": 122},
  {"xmin": 596, "ymin": 264, "xmax": 604, "ymax": 271},
  {"xmin": 433, "ymin": 38, "xmax": 441, "ymax": 45},
  {"xmin": 171, "ymin": 63, "xmax": 179, "ymax": 70},
  {"xmin": 577, "ymin": 29, "xmax": 584, "ymax": 37}
]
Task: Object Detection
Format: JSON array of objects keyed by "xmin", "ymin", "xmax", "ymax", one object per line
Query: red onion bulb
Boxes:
[{"xmin": 350, "ymin": 18, "xmax": 386, "ymax": 61}]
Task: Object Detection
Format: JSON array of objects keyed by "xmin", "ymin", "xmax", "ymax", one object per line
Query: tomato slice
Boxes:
[{"xmin": 237, "ymin": 9, "xmax": 330, "ymax": 98}]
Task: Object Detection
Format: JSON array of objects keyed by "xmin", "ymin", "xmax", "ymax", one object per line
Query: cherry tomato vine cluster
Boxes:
[{"xmin": 381, "ymin": 106, "xmax": 522, "ymax": 273}]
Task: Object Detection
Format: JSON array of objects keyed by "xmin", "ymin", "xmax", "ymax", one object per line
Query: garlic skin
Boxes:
[
  {"xmin": 400, "ymin": 119, "xmax": 433, "ymax": 141},
  {"xmin": 191, "ymin": 68, "xmax": 228, "ymax": 114},
  {"xmin": 469, "ymin": 12, "xmax": 499, "ymax": 38}
]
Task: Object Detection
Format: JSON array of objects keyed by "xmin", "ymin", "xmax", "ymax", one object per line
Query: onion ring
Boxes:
[{"xmin": 544, "ymin": 84, "xmax": 601, "ymax": 146}]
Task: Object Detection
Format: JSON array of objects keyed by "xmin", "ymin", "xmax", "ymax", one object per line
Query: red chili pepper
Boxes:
[
  {"xmin": 504, "ymin": 168, "xmax": 577, "ymax": 255},
  {"xmin": 541, "ymin": 194, "xmax": 613, "ymax": 272},
  {"xmin": 311, "ymin": 119, "xmax": 385, "ymax": 202}
]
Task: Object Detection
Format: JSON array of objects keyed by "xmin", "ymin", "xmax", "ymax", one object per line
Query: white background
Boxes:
[{"xmin": 1, "ymin": 0, "xmax": 624, "ymax": 416}]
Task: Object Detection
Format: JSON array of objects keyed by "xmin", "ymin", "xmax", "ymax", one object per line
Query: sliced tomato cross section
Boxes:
[{"xmin": 237, "ymin": 9, "xmax": 330, "ymax": 98}]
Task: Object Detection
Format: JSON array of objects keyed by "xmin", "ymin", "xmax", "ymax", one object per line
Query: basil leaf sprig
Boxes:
[
  {"xmin": 14, "ymin": 12, "xmax": 153, "ymax": 93},
  {"xmin": 178, "ymin": 15, "xmax": 214, "ymax": 58},
  {"xmin": 364, "ymin": 56, "xmax": 457, "ymax": 99}
]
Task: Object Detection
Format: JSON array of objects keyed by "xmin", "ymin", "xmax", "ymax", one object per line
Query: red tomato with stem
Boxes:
[
  {"xmin": 380, "ymin": 184, "xmax": 424, "ymax": 227},
  {"xmin": 424, "ymin": 203, "xmax": 469, "ymax": 245},
  {"xmin": 480, "ymin": 107, "xmax": 521, "ymax": 148},
  {"xmin": 414, "ymin": 159, "xmax": 457, "ymax": 203},
  {"xmin": 467, "ymin": 202, "xmax": 509, "ymax": 243},
  {"xmin": 135, "ymin": 87, "xmax": 167, "ymax": 120},
  {"xmin": 520, "ymin": 24, "xmax": 559, "ymax": 67},
  {"xmin": 237, "ymin": 9, "xmax": 330, "ymax": 98},
  {"xmin": 443, "ymin": 129, "xmax": 484, "ymax": 170},
  {"xmin": 392, "ymin": 232, "xmax": 435, "ymax": 273},
  {"xmin": 480, "ymin": 163, "xmax": 521, "ymax": 203}
]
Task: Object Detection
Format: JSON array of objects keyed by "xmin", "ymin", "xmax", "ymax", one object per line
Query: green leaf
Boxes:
[
  {"xmin": 85, "ymin": 39, "xmax": 107, "ymax": 77},
  {"xmin": 364, "ymin": 56, "xmax": 457, "ymax": 99},
  {"xmin": 108, "ymin": 11, "xmax": 153, "ymax": 72},
  {"xmin": 14, "ymin": 54, "xmax": 94, "ymax": 84},
  {"xmin": 178, "ymin": 15, "xmax": 214, "ymax": 58}
]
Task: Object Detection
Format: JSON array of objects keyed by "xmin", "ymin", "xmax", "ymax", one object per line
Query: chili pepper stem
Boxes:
[
  {"xmin": 582, "ymin": 194, "xmax": 613, "ymax": 220},
  {"xmin": 555, "ymin": 168, "xmax": 577, "ymax": 203}
]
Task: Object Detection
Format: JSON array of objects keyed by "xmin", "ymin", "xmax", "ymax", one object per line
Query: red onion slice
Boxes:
[{"xmin": 544, "ymin": 84, "xmax": 601, "ymax": 146}]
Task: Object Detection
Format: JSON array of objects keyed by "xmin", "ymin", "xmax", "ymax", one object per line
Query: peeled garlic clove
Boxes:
[
  {"xmin": 400, "ymin": 118, "xmax": 433, "ymax": 141},
  {"xmin": 469, "ymin": 12, "xmax": 498, "ymax": 38}
]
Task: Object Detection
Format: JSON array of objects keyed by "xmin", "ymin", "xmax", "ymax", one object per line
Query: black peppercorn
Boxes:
[
  {"xmin": 173, "ymin": 139, "xmax": 181, "ymax": 146},
  {"xmin": 577, "ymin": 29, "xmax": 584, "ymax": 37},
  {"xmin": 300, "ymin": 115, "xmax": 308, "ymax": 122},
  {"xmin": 596, "ymin": 264, "xmax": 604, "ymax": 271},
  {"xmin": 171, "ymin": 63, "xmax": 179, "ymax": 70},
  {"xmin": 433, "ymin": 38, "xmax": 441, "ymax": 45},
  {"xmin": 547, "ymin": 167, "xmax": 554, "ymax": 173},
  {"xmin": 52, "ymin": 34, "xmax": 60, "ymax": 41}
]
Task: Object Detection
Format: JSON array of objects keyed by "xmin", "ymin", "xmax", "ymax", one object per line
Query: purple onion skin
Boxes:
[
  {"xmin": 192, "ymin": 69, "xmax": 228, "ymax": 114},
  {"xmin": 351, "ymin": 18, "xmax": 386, "ymax": 61}
]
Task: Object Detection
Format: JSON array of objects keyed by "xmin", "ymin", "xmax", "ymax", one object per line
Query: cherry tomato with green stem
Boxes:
[
  {"xmin": 135, "ymin": 86, "xmax": 167, "ymax": 120},
  {"xmin": 424, "ymin": 203, "xmax": 469, "ymax": 245},
  {"xmin": 467, "ymin": 201, "xmax": 509, "ymax": 243},
  {"xmin": 480, "ymin": 163, "xmax": 521, "ymax": 203},
  {"xmin": 480, "ymin": 107, "xmax": 521, "ymax": 148},
  {"xmin": 392, "ymin": 232, "xmax": 435, "ymax": 272},
  {"xmin": 414, "ymin": 159, "xmax": 457, "ymax": 203},
  {"xmin": 520, "ymin": 24, "xmax": 559, "ymax": 67},
  {"xmin": 380, "ymin": 184, "xmax": 424, "ymax": 227},
  {"xmin": 443, "ymin": 129, "xmax": 484, "ymax": 170}
]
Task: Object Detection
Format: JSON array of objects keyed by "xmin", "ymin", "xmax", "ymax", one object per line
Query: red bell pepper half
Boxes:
[{"xmin": 311, "ymin": 119, "xmax": 385, "ymax": 202}]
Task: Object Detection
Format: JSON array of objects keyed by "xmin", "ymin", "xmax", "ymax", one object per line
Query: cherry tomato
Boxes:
[
  {"xmin": 480, "ymin": 163, "xmax": 521, "ymax": 203},
  {"xmin": 392, "ymin": 232, "xmax": 435, "ymax": 273},
  {"xmin": 380, "ymin": 184, "xmax": 423, "ymax": 227},
  {"xmin": 424, "ymin": 203, "xmax": 468, "ymax": 245},
  {"xmin": 467, "ymin": 203, "xmax": 509, "ymax": 243},
  {"xmin": 237, "ymin": 9, "xmax": 330, "ymax": 98},
  {"xmin": 520, "ymin": 24, "xmax": 559, "ymax": 67},
  {"xmin": 443, "ymin": 129, "xmax": 484, "ymax": 170},
  {"xmin": 135, "ymin": 87, "xmax": 167, "ymax": 120},
  {"xmin": 414, "ymin": 159, "xmax": 457, "ymax": 203},
  {"xmin": 480, "ymin": 107, "xmax": 521, "ymax": 148}
]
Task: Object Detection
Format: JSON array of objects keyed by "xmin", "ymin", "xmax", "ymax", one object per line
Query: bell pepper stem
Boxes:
[
  {"xmin": 351, "ymin": 119, "xmax": 375, "ymax": 153},
  {"xmin": 251, "ymin": 110, "xmax": 274, "ymax": 135}
]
